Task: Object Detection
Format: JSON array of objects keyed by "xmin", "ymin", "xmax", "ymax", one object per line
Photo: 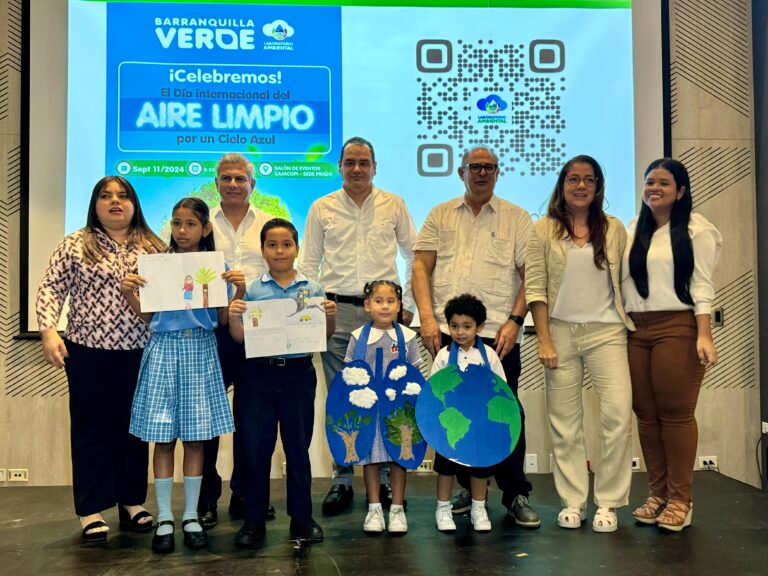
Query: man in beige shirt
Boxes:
[{"xmin": 412, "ymin": 146, "xmax": 540, "ymax": 528}]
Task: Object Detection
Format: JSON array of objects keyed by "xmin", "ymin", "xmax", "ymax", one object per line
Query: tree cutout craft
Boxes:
[
  {"xmin": 324, "ymin": 360, "xmax": 378, "ymax": 466},
  {"xmin": 194, "ymin": 267, "xmax": 218, "ymax": 308},
  {"xmin": 325, "ymin": 410, "xmax": 373, "ymax": 463},
  {"xmin": 379, "ymin": 361, "xmax": 428, "ymax": 469},
  {"xmin": 383, "ymin": 402, "xmax": 422, "ymax": 461}
]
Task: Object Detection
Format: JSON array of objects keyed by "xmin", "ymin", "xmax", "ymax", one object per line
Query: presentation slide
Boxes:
[
  {"xmin": 26, "ymin": 0, "xmax": 664, "ymax": 333},
  {"xmin": 67, "ymin": 0, "xmax": 635, "ymax": 239}
]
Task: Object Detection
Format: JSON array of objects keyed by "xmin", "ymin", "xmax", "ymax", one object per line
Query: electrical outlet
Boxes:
[
  {"xmin": 525, "ymin": 454, "xmax": 538, "ymax": 474},
  {"xmin": 282, "ymin": 462, "xmax": 287, "ymax": 476},
  {"xmin": 416, "ymin": 459, "xmax": 434, "ymax": 473},
  {"xmin": 8, "ymin": 469, "xmax": 28, "ymax": 482},
  {"xmin": 762, "ymin": 421, "xmax": 768, "ymax": 434},
  {"xmin": 0, "ymin": 468, "xmax": 6, "ymax": 482},
  {"xmin": 697, "ymin": 456, "xmax": 718, "ymax": 470},
  {"xmin": 631, "ymin": 458, "xmax": 640, "ymax": 471}
]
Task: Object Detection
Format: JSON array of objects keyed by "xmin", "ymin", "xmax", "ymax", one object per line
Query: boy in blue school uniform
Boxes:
[{"xmin": 228, "ymin": 218, "xmax": 337, "ymax": 547}]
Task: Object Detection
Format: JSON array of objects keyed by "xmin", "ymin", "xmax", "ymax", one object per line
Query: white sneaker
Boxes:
[
  {"xmin": 436, "ymin": 505, "xmax": 456, "ymax": 532},
  {"xmin": 388, "ymin": 507, "xmax": 408, "ymax": 534},
  {"xmin": 363, "ymin": 507, "xmax": 386, "ymax": 533},
  {"xmin": 471, "ymin": 505, "xmax": 492, "ymax": 532}
]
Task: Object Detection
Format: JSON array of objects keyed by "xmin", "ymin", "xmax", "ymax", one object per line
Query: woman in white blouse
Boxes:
[
  {"xmin": 623, "ymin": 158, "xmax": 721, "ymax": 532},
  {"xmin": 526, "ymin": 155, "xmax": 634, "ymax": 533}
]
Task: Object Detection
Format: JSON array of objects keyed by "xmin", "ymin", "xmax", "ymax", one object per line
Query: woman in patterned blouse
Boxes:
[{"xmin": 37, "ymin": 176, "xmax": 166, "ymax": 542}]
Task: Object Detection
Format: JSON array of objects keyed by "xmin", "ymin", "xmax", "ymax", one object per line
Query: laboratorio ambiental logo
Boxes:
[
  {"xmin": 476, "ymin": 94, "xmax": 508, "ymax": 124},
  {"xmin": 262, "ymin": 19, "xmax": 295, "ymax": 50}
]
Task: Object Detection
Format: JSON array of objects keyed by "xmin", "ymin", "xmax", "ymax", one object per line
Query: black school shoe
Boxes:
[
  {"xmin": 182, "ymin": 519, "xmax": 209, "ymax": 549},
  {"xmin": 290, "ymin": 518, "xmax": 324, "ymax": 543},
  {"xmin": 198, "ymin": 504, "xmax": 218, "ymax": 529},
  {"xmin": 322, "ymin": 485, "xmax": 353, "ymax": 515},
  {"xmin": 234, "ymin": 523, "xmax": 267, "ymax": 548},
  {"xmin": 152, "ymin": 521, "xmax": 175, "ymax": 554}
]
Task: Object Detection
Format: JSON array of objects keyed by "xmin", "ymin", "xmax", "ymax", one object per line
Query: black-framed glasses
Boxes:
[{"xmin": 464, "ymin": 163, "xmax": 498, "ymax": 174}]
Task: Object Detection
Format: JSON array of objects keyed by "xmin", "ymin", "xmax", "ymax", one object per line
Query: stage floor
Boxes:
[{"xmin": 2, "ymin": 472, "xmax": 767, "ymax": 576}]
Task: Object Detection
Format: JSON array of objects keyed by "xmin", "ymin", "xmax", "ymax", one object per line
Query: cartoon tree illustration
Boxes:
[
  {"xmin": 194, "ymin": 267, "xmax": 218, "ymax": 308},
  {"xmin": 384, "ymin": 401, "xmax": 422, "ymax": 461},
  {"xmin": 326, "ymin": 410, "xmax": 373, "ymax": 464},
  {"xmin": 249, "ymin": 306, "xmax": 263, "ymax": 327}
]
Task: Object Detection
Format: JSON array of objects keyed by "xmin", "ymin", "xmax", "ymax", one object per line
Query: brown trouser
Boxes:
[{"xmin": 628, "ymin": 310, "xmax": 705, "ymax": 503}]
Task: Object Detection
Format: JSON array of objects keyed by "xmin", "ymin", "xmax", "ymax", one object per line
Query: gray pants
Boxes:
[{"xmin": 322, "ymin": 301, "xmax": 389, "ymax": 487}]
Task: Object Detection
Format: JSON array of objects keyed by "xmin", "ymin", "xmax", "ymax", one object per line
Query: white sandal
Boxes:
[
  {"xmin": 592, "ymin": 507, "xmax": 618, "ymax": 533},
  {"xmin": 557, "ymin": 507, "xmax": 586, "ymax": 529}
]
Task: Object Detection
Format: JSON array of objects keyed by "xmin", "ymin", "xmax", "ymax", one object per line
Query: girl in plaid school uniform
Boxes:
[{"xmin": 121, "ymin": 197, "xmax": 243, "ymax": 553}]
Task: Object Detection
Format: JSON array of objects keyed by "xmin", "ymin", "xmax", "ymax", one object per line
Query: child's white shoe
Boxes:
[
  {"xmin": 471, "ymin": 505, "xmax": 492, "ymax": 532},
  {"xmin": 363, "ymin": 506, "xmax": 386, "ymax": 533},
  {"xmin": 388, "ymin": 507, "xmax": 408, "ymax": 534},
  {"xmin": 436, "ymin": 505, "xmax": 456, "ymax": 532}
]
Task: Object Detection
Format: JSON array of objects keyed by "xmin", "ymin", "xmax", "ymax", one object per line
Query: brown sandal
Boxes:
[
  {"xmin": 632, "ymin": 495, "xmax": 667, "ymax": 525},
  {"xmin": 656, "ymin": 500, "xmax": 692, "ymax": 532}
]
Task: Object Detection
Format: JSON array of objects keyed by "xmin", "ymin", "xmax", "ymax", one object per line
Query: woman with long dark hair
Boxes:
[
  {"xmin": 526, "ymin": 155, "xmax": 634, "ymax": 533},
  {"xmin": 37, "ymin": 176, "xmax": 166, "ymax": 542},
  {"xmin": 624, "ymin": 158, "xmax": 721, "ymax": 532}
]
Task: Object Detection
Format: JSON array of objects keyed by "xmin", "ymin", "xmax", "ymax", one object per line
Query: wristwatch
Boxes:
[{"xmin": 508, "ymin": 314, "xmax": 525, "ymax": 326}]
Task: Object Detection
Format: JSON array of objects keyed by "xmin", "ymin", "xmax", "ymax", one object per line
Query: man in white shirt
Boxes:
[
  {"xmin": 412, "ymin": 146, "xmax": 540, "ymax": 528},
  {"xmin": 299, "ymin": 137, "xmax": 418, "ymax": 515},
  {"xmin": 200, "ymin": 153, "xmax": 274, "ymax": 528}
]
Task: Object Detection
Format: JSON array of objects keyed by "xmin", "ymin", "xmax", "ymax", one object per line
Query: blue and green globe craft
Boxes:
[
  {"xmin": 415, "ymin": 339, "xmax": 522, "ymax": 468},
  {"xmin": 325, "ymin": 323, "xmax": 428, "ymax": 469}
]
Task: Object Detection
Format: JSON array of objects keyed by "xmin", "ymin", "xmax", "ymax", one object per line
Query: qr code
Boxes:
[{"xmin": 416, "ymin": 39, "xmax": 566, "ymax": 177}]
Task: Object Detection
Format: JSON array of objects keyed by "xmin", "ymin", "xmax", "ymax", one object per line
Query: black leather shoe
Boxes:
[
  {"xmin": 198, "ymin": 505, "xmax": 218, "ymax": 529},
  {"xmin": 151, "ymin": 521, "xmax": 175, "ymax": 554},
  {"xmin": 234, "ymin": 523, "xmax": 266, "ymax": 548},
  {"xmin": 182, "ymin": 519, "xmax": 208, "ymax": 549},
  {"xmin": 228, "ymin": 494, "xmax": 245, "ymax": 519},
  {"xmin": 267, "ymin": 505, "xmax": 276, "ymax": 520},
  {"xmin": 322, "ymin": 485, "xmax": 353, "ymax": 516},
  {"xmin": 290, "ymin": 518, "xmax": 323, "ymax": 543}
]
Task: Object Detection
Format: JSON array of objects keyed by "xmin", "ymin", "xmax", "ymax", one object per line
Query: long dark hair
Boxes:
[
  {"xmin": 83, "ymin": 176, "xmax": 166, "ymax": 264},
  {"xmin": 168, "ymin": 197, "xmax": 215, "ymax": 252},
  {"xmin": 628, "ymin": 158, "xmax": 694, "ymax": 305},
  {"xmin": 547, "ymin": 155, "xmax": 608, "ymax": 269}
]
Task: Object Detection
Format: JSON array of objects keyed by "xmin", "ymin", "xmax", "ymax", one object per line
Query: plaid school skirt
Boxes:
[{"xmin": 129, "ymin": 327, "xmax": 235, "ymax": 443}]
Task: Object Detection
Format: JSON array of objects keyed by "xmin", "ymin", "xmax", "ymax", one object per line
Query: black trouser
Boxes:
[
  {"xmin": 199, "ymin": 325, "xmax": 244, "ymax": 509},
  {"xmin": 238, "ymin": 358, "xmax": 317, "ymax": 526},
  {"xmin": 440, "ymin": 333, "xmax": 533, "ymax": 505},
  {"xmin": 64, "ymin": 340, "xmax": 148, "ymax": 517}
]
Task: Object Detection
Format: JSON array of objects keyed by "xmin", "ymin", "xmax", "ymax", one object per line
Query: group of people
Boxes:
[{"xmin": 36, "ymin": 137, "xmax": 720, "ymax": 552}]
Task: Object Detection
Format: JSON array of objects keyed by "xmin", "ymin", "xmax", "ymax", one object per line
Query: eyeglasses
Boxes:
[
  {"xmin": 464, "ymin": 163, "xmax": 498, "ymax": 174},
  {"xmin": 565, "ymin": 175, "xmax": 598, "ymax": 187}
]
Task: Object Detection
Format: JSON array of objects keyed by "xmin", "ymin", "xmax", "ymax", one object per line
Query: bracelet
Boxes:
[{"xmin": 508, "ymin": 314, "xmax": 525, "ymax": 326}]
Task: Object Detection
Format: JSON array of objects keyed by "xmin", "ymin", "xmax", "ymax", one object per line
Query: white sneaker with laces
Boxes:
[
  {"xmin": 436, "ymin": 505, "xmax": 457, "ymax": 532},
  {"xmin": 471, "ymin": 505, "xmax": 492, "ymax": 532},
  {"xmin": 363, "ymin": 507, "xmax": 386, "ymax": 533},
  {"xmin": 388, "ymin": 508, "xmax": 408, "ymax": 534}
]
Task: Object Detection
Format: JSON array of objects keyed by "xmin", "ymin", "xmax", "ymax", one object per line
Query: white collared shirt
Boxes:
[
  {"xmin": 210, "ymin": 205, "xmax": 273, "ymax": 285},
  {"xmin": 298, "ymin": 187, "xmax": 418, "ymax": 311},
  {"xmin": 350, "ymin": 324, "xmax": 419, "ymax": 345},
  {"xmin": 414, "ymin": 195, "xmax": 532, "ymax": 339},
  {"xmin": 430, "ymin": 344, "xmax": 506, "ymax": 382},
  {"xmin": 622, "ymin": 213, "xmax": 722, "ymax": 315}
]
